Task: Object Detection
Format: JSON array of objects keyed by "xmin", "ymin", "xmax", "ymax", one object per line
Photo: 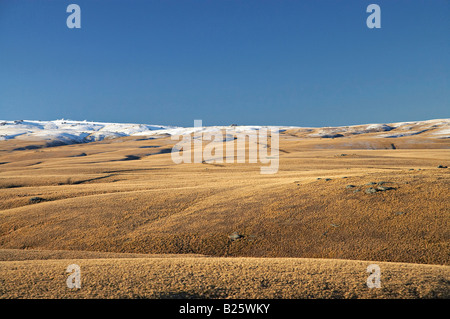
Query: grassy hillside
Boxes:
[
  {"xmin": 0, "ymin": 133, "xmax": 448, "ymax": 265},
  {"xmin": 0, "ymin": 130, "xmax": 448, "ymax": 298},
  {"xmin": 1, "ymin": 253, "xmax": 448, "ymax": 299}
]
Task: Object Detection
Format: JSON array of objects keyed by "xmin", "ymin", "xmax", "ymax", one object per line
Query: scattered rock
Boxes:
[
  {"xmin": 365, "ymin": 187, "xmax": 378, "ymax": 194},
  {"xmin": 29, "ymin": 197, "xmax": 45, "ymax": 204},
  {"xmin": 377, "ymin": 181, "xmax": 388, "ymax": 185},
  {"xmin": 353, "ymin": 189, "xmax": 360, "ymax": 193},
  {"xmin": 377, "ymin": 186, "xmax": 394, "ymax": 191},
  {"xmin": 316, "ymin": 178, "xmax": 322, "ymax": 180},
  {"xmin": 437, "ymin": 165, "xmax": 447, "ymax": 168},
  {"xmin": 228, "ymin": 232, "xmax": 244, "ymax": 241},
  {"xmin": 325, "ymin": 178, "xmax": 332, "ymax": 181},
  {"xmin": 395, "ymin": 211, "xmax": 406, "ymax": 216},
  {"xmin": 365, "ymin": 182, "xmax": 377, "ymax": 185},
  {"xmin": 72, "ymin": 152, "xmax": 87, "ymax": 157},
  {"xmin": 346, "ymin": 185, "xmax": 356, "ymax": 189}
]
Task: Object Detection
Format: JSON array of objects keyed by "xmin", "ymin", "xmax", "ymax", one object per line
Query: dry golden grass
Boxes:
[
  {"xmin": 0, "ymin": 248, "xmax": 202, "ymax": 261},
  {"xmin": 0, "ymin": 130, "xmax": 448, "ymax": 298},
  {"xmin": 1, "ymin": 253, "xmax": 449, "ymax": 299}
]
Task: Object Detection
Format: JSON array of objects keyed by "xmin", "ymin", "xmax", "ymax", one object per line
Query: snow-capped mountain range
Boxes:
[{"xmin": 0, "ymin": 119, "xmax": 448, "ymax": 145}]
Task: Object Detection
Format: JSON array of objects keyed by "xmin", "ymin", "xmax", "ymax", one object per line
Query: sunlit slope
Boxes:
[
  {"xmin": 0, "ymin": 254, "xmax": 448, "ymax": 299},
  {"xmin": 0, "ymin": 131, "xmax": 448, "ymax": 265}
]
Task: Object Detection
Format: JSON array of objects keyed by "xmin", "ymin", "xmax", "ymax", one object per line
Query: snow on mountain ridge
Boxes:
[
  {"xmin": 0, "ymin": 120, "xmax": 176, "ymax": 143},
  {"xmin": 0, "ymin": 119, "xmax": 449, "ymax": 144}
]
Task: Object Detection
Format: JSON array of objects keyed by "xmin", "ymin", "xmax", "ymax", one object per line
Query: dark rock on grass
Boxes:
[
  {"xmin": 316, "ymin": 178, "xmax": 322, "ymax": 180},
  {"xmin": 71, "ymin": 152, "xmax": 87, "ymax": 157},
  {"xmin": 324, "ymin": 178, "xmax": 332, "ymax": 181},
  {"xmin": 353, "ymin": 189, "xmax": 360, "ymax": 193},
  {"xmin": 365, "ymin": 182, "xmax": 377, "ymax": 185},
  {"xmin": 29, "ymin": 197, "xmax": 45, "ymax": 204},
  {"xmin": 377, "ymin": 181, "xmax": 388, "ymax": 185},
  {"xmin": 395, "ymin": 211, "xmax": 406, "ymax": 216},
  {"xmin": 437, "ymin": 165, "xmax": 448, "ymax": 168},
  {"xmin": 365, "ymin": 187, "xmax": 378, "ymax": 194},
  {"xmin": 228, "ymin": 232, "xmax": 244, "ymax": 241},
  {"xmin": 346, "ymin": 185, "xmax": 356, "ymax": 189}
]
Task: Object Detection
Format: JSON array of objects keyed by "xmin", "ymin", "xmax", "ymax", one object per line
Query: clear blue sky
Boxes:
[{"xmin": 0, "ymin": 0, "xmax": 448, "ymax": 127}]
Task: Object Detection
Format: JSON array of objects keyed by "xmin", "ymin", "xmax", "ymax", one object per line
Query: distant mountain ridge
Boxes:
[{"xmin": 0, "ymin": 118, "xmax": 449, "ymax": 145}]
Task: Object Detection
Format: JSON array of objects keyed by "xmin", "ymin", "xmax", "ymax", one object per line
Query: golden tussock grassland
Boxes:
[{"xmin": 0, "ymin": 129, "xmax": 448, "ymax": 298}]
